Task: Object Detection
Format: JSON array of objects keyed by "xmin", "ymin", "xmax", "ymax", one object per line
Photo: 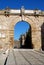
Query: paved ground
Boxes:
[{"xmin": 0, "ymin": 49, "xmax": 44, "ymax": 65}]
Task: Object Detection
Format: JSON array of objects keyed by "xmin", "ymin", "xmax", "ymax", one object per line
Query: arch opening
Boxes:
[
  {"xmin": 14, "ymin": 21, "xmax": 33, "ymax": 49},
  {"xmin": 41, "ymin": 23, "xmax": 44, "ymax": 50}
]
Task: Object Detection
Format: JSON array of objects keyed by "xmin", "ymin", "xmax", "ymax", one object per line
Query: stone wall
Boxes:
[{"xmin": 0, "ymin": 8, "xmax": 44, "ymax": 50}]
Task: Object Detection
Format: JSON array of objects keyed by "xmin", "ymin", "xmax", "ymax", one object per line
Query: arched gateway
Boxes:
[{"xmin": 0, "ymin": 7, "xmax": 44, "ymax": 50}]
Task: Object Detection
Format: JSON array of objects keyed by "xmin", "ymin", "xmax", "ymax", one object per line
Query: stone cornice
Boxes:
[{"xmin": 0, "ymin": 9, "xmax": 44, "ymax": 16}]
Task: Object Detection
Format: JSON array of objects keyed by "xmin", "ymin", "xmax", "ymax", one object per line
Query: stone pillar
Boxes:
[
  {"xmin": 9, "ymin": 29, "xmax": 14, "ymax": 48},
  {"xmin": 32, "ymin": 29, "xmax": 41, "ymax": 50}
]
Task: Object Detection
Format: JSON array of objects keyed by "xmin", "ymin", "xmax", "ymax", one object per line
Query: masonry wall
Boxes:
[{"xmin": 0, "ymin": 9, "xmax": 44, "ymax": 50}]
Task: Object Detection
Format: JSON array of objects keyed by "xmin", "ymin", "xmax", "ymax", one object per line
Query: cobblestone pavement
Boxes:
[{"xmin": 0, "ymin": 49, "xmax": 44, "ymax": 65}]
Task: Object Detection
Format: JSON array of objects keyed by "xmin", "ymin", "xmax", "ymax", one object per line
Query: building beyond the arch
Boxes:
[{"xmin": 0, "ymin": 7, "xmax": 44, "ymax": 50}]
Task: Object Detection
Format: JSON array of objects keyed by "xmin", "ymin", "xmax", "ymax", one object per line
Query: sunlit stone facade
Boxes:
[{"xmin": 0, "ymin": 7, "xmax": 44, "ymax": 50}]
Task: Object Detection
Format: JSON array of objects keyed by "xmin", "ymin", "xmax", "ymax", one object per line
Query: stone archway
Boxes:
[
  {"xmin": 14, "ymin": 21, "xmax": 32, "ymax": 49},
  {"xmin": 9, "ymin": 16, "xmax": 41, "ymax": 50},
  {"xmin": 0, "ymin": 8, "xmax": 43, "ymax": 50}
]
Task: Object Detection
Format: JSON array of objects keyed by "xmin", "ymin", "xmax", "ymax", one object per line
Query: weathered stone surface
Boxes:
[
  {"xmin": 0, "ymin": 9, "xmax": 44, "ymax": 50},
  {"xmin": 5, "ymin": 49, "xmax": 44, "ymax": 65}
]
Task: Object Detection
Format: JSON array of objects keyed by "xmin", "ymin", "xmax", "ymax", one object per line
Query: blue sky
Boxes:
[
  {"xmin": 0, "ymin": 0, "xmax": 44, "ymax": 10},
  {"xmin": 14, "ymin": 21, "xmax": 30, "ymax": 40},
  {"xmin": 0, "ymin": 0, "xmax": 44, "ymax": 40}
]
